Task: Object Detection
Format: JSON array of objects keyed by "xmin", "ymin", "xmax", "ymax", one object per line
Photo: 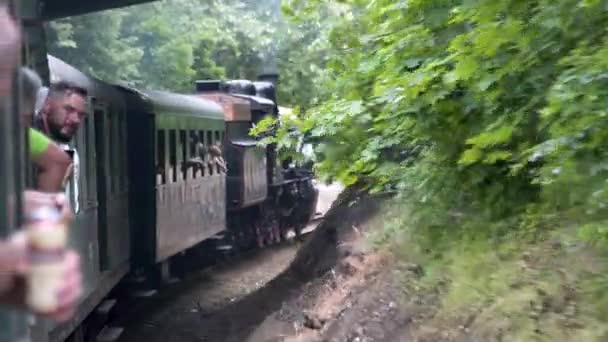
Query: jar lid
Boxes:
[{"xmin": 26, "ymin": 205, "xmax": 61, "ymax": 222}]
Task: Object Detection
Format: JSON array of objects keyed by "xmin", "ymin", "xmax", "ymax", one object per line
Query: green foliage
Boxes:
[
  {"xmin": 45, "ymin": 0, "xmax": 328, "ymax": 104},
  {"xmin": 280, "ymin": 0, "xmax": 608, "ymax": 249}
]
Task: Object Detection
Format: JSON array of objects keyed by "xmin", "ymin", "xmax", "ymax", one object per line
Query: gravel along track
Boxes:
[{"xmin": 119, "ymin": 240, "xmax": 304, "ymax": 342}]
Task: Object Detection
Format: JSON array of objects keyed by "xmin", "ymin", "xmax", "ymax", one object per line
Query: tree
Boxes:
[
  {"xmin": 272, "ymin": 0, "xmax": 608, "ymax": 248},
  {"xmin": 46, "ymin": 0, "xmax": 335, "ymax": 106}
]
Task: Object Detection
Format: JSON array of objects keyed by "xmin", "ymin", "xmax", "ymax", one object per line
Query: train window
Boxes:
[
  {"xmin": 119, "ymin": 113, "xmax": 127, "ymax": 191},
  {"xmin": 198, "ymin": 130, "xmax": 205, "ymax": 147},
  {"xmin": 157, "ymin": 130, "xmax": 166, "ymax": 184},
  {"xmin": 198, "ymin": 130, "xmax": 205, "ymax": 177},
  {"xmin": 86, "ymin": 115, "xmax": 96, "ymax": 202},
  {"xmin": 169, "ymin": 130, "xmax": 177, "ymax": 183},
  {"xmin": 112, "ymin": 111, "xmax": 121, "ymax": 194},
  {"xmin": 214, "ymin": 131, "xmax": 220, "ymax": 144},
  {"xmin": 122, "ymin": 115, "xmax": 129, "ymax": 190},
  {"xmin": 179, "ymin": 130, "xmax": 187, "ymax": 181},
  {"xmin": 207, "ymin": 131, "xmax": 213, "ymax": 146},
  {"xmin": 116, "ymin": 112, "xmax": 124, "ymax": 192},
  {"xmin": 87, "ymin": 116, "xmax": 97, "ymax": 201},
  {"xmin": 188, "ymin": 130, "xmax": 197, "ymax": 179},
  {"xmin": 220, "ymin": 131, "xmax": 224, "ymax": 142},
  {"xmin": 107, "ymin": 112, "xmax": 115, "ymax": 194},
  {"xmin": 111, "ymin": 111, "xmax": 120, "ymax": 193},
  {"xmin": 76, "ymin": 120, "xmax": 87, "ymax": 208},
  {"xmin": 188, "ymin": 131, "xmax": 196, "ymax": 158}
]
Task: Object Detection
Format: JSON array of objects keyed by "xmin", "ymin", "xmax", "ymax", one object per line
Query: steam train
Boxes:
[{"xmin": 16, "ymin": 55, "xmax": 319, "ymax": 342}]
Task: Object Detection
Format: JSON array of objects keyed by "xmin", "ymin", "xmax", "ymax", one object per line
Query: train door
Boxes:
[
  {"xmin": 63, "ymin": 97, "xmax": 101, "ymax": 318},
  {"xmin": 95, "ymin": 102, "xmax": 130, "ymax": 271},
  {"xmin": 94, "ymin": 101, "xmax": 111, "ymax": 271}
]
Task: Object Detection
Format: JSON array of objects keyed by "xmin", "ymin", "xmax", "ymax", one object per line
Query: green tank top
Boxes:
[{"xmin": 28, "ymin": 128, "xmax": 50, "ymax": 159}]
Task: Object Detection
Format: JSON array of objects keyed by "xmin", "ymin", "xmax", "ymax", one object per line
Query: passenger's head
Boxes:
[
  {"xmin": 209, "ymin": 144, "xmax": 222, "ymax": 157},
  {"xmin": 41, "ymin": 82, "xmax": 88, "ymax": 143},
  {"xmin": 18, "ymin": 68, "xmax": 42, "ymax": 127}
]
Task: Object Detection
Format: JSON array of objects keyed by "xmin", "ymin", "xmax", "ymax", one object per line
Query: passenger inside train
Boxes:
[{"xmin": 209, "ymin": 143, "xmax": 227, "ymax": 173}]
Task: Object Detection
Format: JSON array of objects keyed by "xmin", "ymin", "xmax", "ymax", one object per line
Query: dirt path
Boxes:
[{"xmin": 119, "ymin": 242, "xmax": 303, "ymax": 342}]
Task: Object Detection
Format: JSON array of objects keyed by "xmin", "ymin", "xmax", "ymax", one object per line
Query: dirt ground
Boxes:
[
  {"xmin": 119, "ymin": 242, "xmax": 303, "ymax": 342},
  {"xmin": 118, "ymin": 185, "xmax": 419, "ymax": 342},
  {"xmin": 245, "ymin": 188, "xmax": 412, "ymax": 342}
]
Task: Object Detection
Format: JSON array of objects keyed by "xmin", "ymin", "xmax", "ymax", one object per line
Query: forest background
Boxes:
[{"xmin": 49, "ymin": 0, "xmax": 608, "ymax": 340}]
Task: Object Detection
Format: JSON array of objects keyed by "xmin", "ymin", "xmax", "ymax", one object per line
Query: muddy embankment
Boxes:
[{"xmin": 244, "ymin": 187, "xmax": 406, "ymax": 342}]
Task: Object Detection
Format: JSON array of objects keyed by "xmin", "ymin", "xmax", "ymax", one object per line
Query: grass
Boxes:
[{"xmin": 366, "ymin": 198, "xmax": 608, "ymax": 341}]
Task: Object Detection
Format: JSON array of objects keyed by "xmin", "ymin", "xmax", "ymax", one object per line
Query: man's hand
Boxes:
[
  {"xmin": 24, "ymin": 191, "xmax": 73, "ymax": 224},
  {"xmin": 0, "ymin": 232, "xmax": 82, "ymax": 322}
]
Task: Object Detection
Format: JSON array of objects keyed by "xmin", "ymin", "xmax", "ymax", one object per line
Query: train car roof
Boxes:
[
  {"xmin": 141, "ymin": 89, "xmax": 224, "ymax": 120},
  {"xmin": 48, "ymin": 55, "xmax": 94, "ymax": 90},
  {"xmin": 42, "ymin": 0, "xmax": 158, "ymax": 20},
  {"xmin": 47, "ymin": 55, "xmax": 125, "ymax": 104}
]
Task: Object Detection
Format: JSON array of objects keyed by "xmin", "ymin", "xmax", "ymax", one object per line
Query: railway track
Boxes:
[
  {"xmin": 104, "ymin": 228, "xmax": 316, "ymax": 342},
  {"xmin": 83, "ymin": 183, "xmax": 343, "ymax": 342}
]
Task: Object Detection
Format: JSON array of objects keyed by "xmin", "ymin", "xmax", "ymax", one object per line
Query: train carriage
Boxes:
[{"xmin": 122, "ymin": 88, "xmax": 227, "ymax": 270}]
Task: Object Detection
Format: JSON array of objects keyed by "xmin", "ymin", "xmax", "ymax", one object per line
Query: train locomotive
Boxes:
[{"xmin": 23, "ymin": 55, "xmax": 319, "ymax": 342}]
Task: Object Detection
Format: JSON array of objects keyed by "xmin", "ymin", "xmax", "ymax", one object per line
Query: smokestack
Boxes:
[{"xmin": 257, "ymin": 71, "xmax": 279, "ymax": 87}]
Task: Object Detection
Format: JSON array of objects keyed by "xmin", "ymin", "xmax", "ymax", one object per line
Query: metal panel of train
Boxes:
[{"xmin": 225, "ymin": 140, "xmax": 268, "ymax": 209}]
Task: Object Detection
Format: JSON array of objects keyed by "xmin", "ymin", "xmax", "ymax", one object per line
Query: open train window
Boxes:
[
  {"xmin": 169, "ymin": 130, "xmax": 177, "ymax": 183},
  {"xmin": 156, "ymin": 130, "xmax": 166, "ymax": 184},
  {"xmin": 179, "ymin": 130, "xmax": 187, "ymax": 181},
  {"xmin": 198, "ymin": 130, "xmax": 206, "ymax": 177},
  {"xmin": 206, "ymin": 131, "xmax": 213, "ymax": 146},
  {"xmin": 198, "ymin": 131, "xmax": 205, "ymax": 148},
  {"xmin": 86, "ymin": 114, "xmax": 96, "ymax": 201},
  {"xmin": 188, "ymin": 130, "xmax": 198, "ymax": 179},
  {"xmin": 75, "ymin": 118, "xmax": 87, "ymax": 208},
  {"xmin": 188, "ymin": 131, "xmax": 197, "ymax": 158}
]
